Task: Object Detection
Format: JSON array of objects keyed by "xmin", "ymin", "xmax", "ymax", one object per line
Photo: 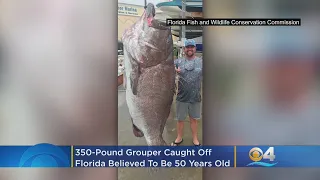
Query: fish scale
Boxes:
[{"xmin": 122, "ymin": 3, "xmax": 175, "ymax": 146}]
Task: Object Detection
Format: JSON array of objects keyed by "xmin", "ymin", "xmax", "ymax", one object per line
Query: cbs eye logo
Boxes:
[
  {"xmin": 19, "ymin": 143, "xmax": 70, "ymax": 167},
  {"xmin": 247, "ymin": 147, "xmax": 278, "ymax": 167}
]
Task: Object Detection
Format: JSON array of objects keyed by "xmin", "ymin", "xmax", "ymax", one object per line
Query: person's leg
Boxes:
[
  {"xmin": 175, "ymin": 120, "xmax": 184, "ymax": 142},
  {"xmin": 171, "ymin": 101, "xmax": 188, "ymax": 146},
  {"xmin": 189, "ymin": 102, "xmax": 201, "ymax": 145}
]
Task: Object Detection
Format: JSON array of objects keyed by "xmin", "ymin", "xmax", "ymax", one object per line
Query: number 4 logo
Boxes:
[{"xmin": 263, "ymin": 147, "xmax": 276, "ymax": 161}]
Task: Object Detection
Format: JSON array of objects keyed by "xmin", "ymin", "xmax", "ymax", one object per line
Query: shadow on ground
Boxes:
[{"xmin": 118, "ymin": 85, "xmax": 202, "ymax": 180}]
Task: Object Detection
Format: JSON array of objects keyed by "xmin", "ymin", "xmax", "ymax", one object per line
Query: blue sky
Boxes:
[{"xmin": 118, "ymin": 0, "xmax": 162, "ymax": 6}]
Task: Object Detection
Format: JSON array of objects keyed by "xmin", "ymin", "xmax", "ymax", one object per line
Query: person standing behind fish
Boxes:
[{"xmin": 171, "ymin": 39, "xmax": 202, "ymax": 146}]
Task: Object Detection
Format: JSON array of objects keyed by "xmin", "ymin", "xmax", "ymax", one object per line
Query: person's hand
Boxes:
[{"xmin": 175, "ymin": 66, "xmax": 181, "ymax": 73}]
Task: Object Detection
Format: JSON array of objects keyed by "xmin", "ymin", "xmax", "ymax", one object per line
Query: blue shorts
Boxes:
[{"xmin": 175, "ymin": 101, "xmax": 201, "ymax": 120}]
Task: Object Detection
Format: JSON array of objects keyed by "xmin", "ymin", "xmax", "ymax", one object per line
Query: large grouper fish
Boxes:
[{"xmin": 122, "ymin": 3, "xmax": 175, "ymax": 146}]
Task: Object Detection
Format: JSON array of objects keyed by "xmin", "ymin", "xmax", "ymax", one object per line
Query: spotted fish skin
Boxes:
[{"xmin": 122, "ymin": 3, "xmax": 175, "ymax": 146}]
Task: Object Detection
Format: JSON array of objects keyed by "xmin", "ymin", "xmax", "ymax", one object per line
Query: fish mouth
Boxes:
[
  {"xmin": 145, "ymin": 3, "xmax": 169, "ymax": 30},
  {"xmin": 145, "ymin": 3, "xmax": 156, "ymax": 18}
]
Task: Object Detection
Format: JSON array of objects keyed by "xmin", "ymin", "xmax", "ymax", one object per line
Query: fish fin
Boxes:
[
  {"xmin": 131, "ymin": 118, "xmax": 144, "ymax": 137},
  {"xmin": 130, "ymin": 73, "xmax": 139, "ymax": 95},
  {"xmin": 123, "ymin": 47, "xmax": 140, "ymax": 95},
  {"xmin": 130, "ymin": 60, "xmax": 140, "ymax": 95}
]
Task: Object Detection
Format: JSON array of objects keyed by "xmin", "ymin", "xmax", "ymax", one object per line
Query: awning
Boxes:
[
  {"xmin": 171, "ymin": 25, "xmax": 202, "ymax": 39},
  {"xmin": 171, "ymin": 31, "xmax": 202, "ymax": 39},
  {"xmin": 156, "ymin": 0, "xmax": 202, "ymax": 13},
  {"xmin": 157, "ymin": 0, "xmax": 203, "ymax": 7}
]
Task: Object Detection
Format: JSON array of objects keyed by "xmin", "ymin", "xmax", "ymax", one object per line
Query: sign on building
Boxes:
[{"xmin": 118, "ymin": 4, "xmax": 143, "ymax": 17}]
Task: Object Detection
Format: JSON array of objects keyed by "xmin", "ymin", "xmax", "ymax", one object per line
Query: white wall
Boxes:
[{"xmin": 193, "ymin": 36, "xmax": 202, "ymax": 44}]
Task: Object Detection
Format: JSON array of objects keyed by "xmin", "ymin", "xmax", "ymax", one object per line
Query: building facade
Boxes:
[
  {"xmin": 118, "ymin": 3, "xmax": 144, "ymax": 41},
  {"xmin": 118, "ymin": 3, "xmax": 179, "ymax": 47}
]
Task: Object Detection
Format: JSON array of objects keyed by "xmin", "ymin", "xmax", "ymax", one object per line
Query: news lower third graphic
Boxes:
[
  {"xmin": 166, "ymin": 18, "xmax": 301, "ymax": 26},
  {"xmin": 0, "ymin": 143, "xmax": 71, "ymax": 167},
  {"xmin": 19, "ymin": 144, "xmax": 71, "ymax": 167},
  {"xmin": 72, "ymin": 146, "xmax": 234, "ymax": 167},
  {"xmin": 236, "ymin": 146, "xmax": 279, "ymax": 167},
  {"xmin": 2, "ymin": 145, "xmax": 320, "ymax": 167},
  {"xmin": 247, "ymin": 147, "xmax": 277, "ymax": 167}
]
